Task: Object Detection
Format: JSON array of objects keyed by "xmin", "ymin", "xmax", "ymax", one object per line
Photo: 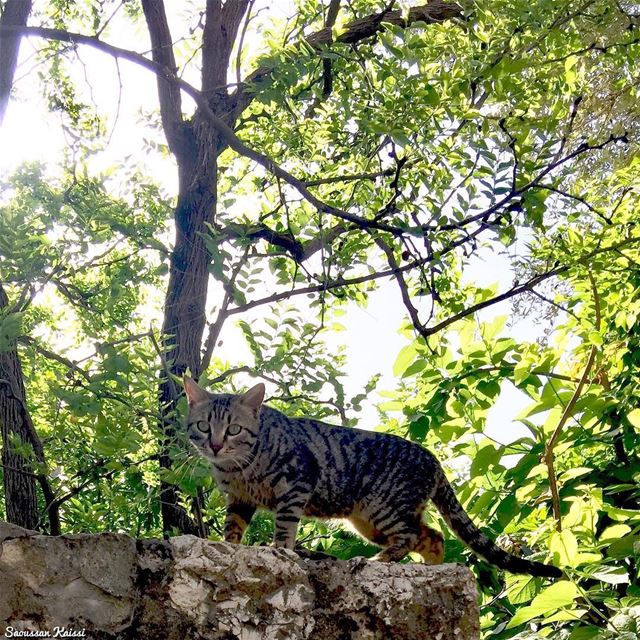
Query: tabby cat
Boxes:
[{"xmin": 183, "ymin": 376, "xmax": 561, "ymax": 577}]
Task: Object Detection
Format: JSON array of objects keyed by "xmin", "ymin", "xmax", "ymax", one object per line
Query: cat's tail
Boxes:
[{"xmin": 431, "ymin": 472, "xmax": 562, "ymax": 578}]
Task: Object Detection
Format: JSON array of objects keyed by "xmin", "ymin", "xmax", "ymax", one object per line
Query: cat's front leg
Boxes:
[
  {"xmin": 273, "ymin": 482, "xmax": 312, "ymax": 550},
  {"xmin": 224, "ymin": 501, "xmax": 256, "ymax": 544}
]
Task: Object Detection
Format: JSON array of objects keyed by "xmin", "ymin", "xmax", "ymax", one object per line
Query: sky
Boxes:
[{"xmin": 0, "ymin": 2, "xmax": 541, "ymax": 446}]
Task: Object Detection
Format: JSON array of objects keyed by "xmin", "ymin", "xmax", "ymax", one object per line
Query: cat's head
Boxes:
[{"xmin": 183, "ymin": 376, "xmax": 265, "ymax": 464}]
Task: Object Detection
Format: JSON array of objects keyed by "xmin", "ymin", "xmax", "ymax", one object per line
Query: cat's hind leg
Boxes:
[
  {"xmin": 347, "ymin": 515, "xmax": 389, "ymax": 547},
  {"xmin": 413, "ymin": 523, "xmax": 444, "ymax": 564},
  {"xmin": 370, "ymin": 517, "xmax": 444, "ymax": 563},
  {"xmin": 373, "ymin": 531, "xmax": 419, "ymax": 562},
  {"xmin": 370, "ymin": 513, "xmax": 422, "ymax": 562}
]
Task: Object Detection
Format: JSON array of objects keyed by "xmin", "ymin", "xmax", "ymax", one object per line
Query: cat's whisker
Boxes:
[{"xmin": 232, "ymin": 453, "xmax": 257, "ymax": 479}]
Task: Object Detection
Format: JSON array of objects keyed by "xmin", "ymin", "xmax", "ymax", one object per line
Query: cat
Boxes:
[{"xmin": 183, "ymin": 376, "xmax": 561, "ymax": 577}]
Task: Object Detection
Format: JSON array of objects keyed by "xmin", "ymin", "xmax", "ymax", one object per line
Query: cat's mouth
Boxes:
[
  {"xmin": 208, "ymin": 452, "xmax": 242, "ymax": 470},
  {"xmin": 205, "ymin": 443, "xmax": 235, "ymax": 461}
]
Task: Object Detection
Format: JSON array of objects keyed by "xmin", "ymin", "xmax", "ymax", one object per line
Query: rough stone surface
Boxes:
[{"xmin": 0, "ymin": 521, "xmax": 480, "ymax": 640}]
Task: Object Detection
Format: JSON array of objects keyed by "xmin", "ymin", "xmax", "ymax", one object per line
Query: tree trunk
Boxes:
[
  {"xmin": 158, "ymin": 122, "xmax": 219, "ymax": 536},
  {"xmin": 0, "ymin": 285, "xmax": 40, "ymax": 530},
  {"xmin": 142, "ymin": 0, "xmax": 249, "ymax": 536}
]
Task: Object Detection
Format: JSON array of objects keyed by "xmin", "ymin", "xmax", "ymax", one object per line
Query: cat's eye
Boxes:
[
  {"xmin": 195, "ymin": 421, "xmax": 210, "ymax": 433},
  {"xmin": 227, "ymin": 424, "xmax": 242, "ymax": 436}
]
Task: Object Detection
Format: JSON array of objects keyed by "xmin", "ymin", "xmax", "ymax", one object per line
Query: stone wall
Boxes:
[{"xmin": 0, "ymin": 521, "xmax": 479, "ymax": 640}]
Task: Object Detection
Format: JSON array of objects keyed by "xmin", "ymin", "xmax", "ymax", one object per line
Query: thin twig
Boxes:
[
  {"xmin": 235, "ymin": 0, "xmax": 255, "ymax": 87},
  {"xmin": 544, "ymin": 271, "xmax": 601, "ymax": 531},
  {"xmin": 200, "ymin": 247, "xmax": 250, "ymax": 373}
]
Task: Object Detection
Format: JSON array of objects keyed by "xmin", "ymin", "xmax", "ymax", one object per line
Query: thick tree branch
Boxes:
[
  {"xmin": 140, "ymin": 0, "xmax": 184, "ymax": 154},
  {"xmin": 0, "ymin": 25, "xmax": 172, "ymax": 88},
  {"xmin": 307, "ymin": 0, "xmax": 342, "ymax": 115},
  {"xmin": 221, "ymin": 221, "xmax": 306, "ymax": 262},
  {"xmin": 214, "ymin": 219, "xmax": 350, "ymax": 264},
  {"xmin": 322, "ymin": 0, "xmax": 340, "ymax": 99},
  {"xmin": 231, "ymin": 1, "xmax": 463, "ymax": 117},
  {"xmin": 202, "ymin": 0, "xmax": 249, "ymax": 97}
]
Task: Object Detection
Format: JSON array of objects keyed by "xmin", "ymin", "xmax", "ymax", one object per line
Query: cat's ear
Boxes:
[
  {"xmin": 239, "ymin": 383, "xmax": 265, "ymax": 413},
  {"xmin": 183, "ymin": 375, "xmax": 210, "ymax": 406}
]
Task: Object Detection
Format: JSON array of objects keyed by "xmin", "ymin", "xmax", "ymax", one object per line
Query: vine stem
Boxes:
[{"xmin": 544, "ymin": 271, "xmax": 601, "ymax": 531}]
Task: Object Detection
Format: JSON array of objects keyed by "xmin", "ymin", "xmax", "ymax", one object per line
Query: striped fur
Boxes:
[{"xmin": 183, "ymin": 377, "xmax": 561, "ymax": 577}]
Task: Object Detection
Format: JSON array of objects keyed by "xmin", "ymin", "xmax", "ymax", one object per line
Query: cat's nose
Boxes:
[{"xmin": 210, "ymin": 442, "xmax": 223, "ymax": 455}]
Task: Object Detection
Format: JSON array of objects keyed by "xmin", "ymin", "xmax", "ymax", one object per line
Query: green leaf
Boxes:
[
  {"xmin": 607, "ymin": 535, "xmax": 640, "ymax": 559},
  {"xmin": 587, "ymin": 565, "xmax": 629, "ymax": 585},
  {"xmin": 468, "ymin": 490, "xmax": 496, "ymax": 517},
  {"xmin": 550, "ymin": 529, "xmax": 579, "ymax": 568},
  {"xmin": 559, "ymin": 467, "xmax": 592, "ymax": 482},
  {"xmin": 476, "ymin": 379, "xmax": 501, "ymax": 400},
  {"xmin": 494, "ymin": 494, "xmax": 520, "ymax": 529},
  {"xmin": 627, "ymin": 409, "xmax": 640, "ymax": 429},
  {"xmin": 565, "ymin": 55, "xmax": 579, "ymax": 88},
  {"xmin": 513, "ymin": 360, "xmax": 531, "ymax": 385},
  {"xmin": 604, "ymin": 505, "xmax": 640, "ymax": 522},
  {"xmin": 588, "ymin": 331, "xmax": 603, "ymax": 347},
  {"xmin": 403, "ymin": 359, "xmax": 426, "ymax": 377},
  {"xmin": 568, "ymin": 626, "xmax": 607, "ymax": 640},
  {"xmin": 600, "ymin": 524, "xmax": 631, "ymax": 543},
  {"xmin": 482, "ymin": 315, "xmax": 507, "ymax": 341},
  {"xmin": 0, "ymin": 311, "xmax": 24, "ymax": 351},
  {"xmin": 506, "ymin": 574, "xmax": 541, "ymax": 605},
  {"xmin": 544, "ymin": 608, "xmax": 588, "ymax": 623},
  {"xmin": 393, "ymin": 343, "xmax": 417, "ymax": 376},
  {"xmin": 423, "ymin": 84, "xmax": 440, "ymax": 106},
  {"xmin": 470, "ymin": 444, "xmax": 500, "ymax": 476},
  {"xmin": 409, "ymin": 415, "xmax": 430, "ymax": 441},
  {"xmin": 506, "ymin": 581, "xmax": 580, "ymax": 629},
  {"xmin": 390, "ymin": 130, "xmax": 412, "ymax": 148}
]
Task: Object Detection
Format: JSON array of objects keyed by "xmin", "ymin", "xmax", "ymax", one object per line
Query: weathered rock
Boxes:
[{"xmin": 0, "ymin": 521, "xmax": 479, "ymax": 640}]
